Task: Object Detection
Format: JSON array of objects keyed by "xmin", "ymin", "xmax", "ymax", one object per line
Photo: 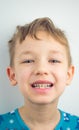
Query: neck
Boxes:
[{"xmin": 19, "ymin": 100, "xmax": 60, "ymax": 126}]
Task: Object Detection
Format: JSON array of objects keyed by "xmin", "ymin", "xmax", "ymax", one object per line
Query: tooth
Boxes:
[
  {"xmin": 40, "ymin": 84, "xmax": 43, "ymax": 88},
  {"xmin": 42, "ymin": 84, "xmax": 45, "ymax": 88},
  {"xmin": 34, "ymin": 84, "xmax": 37, "ymax": 87},
  {"xmin": 37, "ymin": 84, "xmax": 39, "ymax": 88},
  {"xmin": 47, "ymin": 84, "xmax": 49, "ymax": 87},
  {"xmin": 47, "ymin": 84, "xmax": 50, "ymax": 87},
  {"xmin": 42, "ymin": 84, "xmax": 44, "ymax": 88},
  {"xmin": 33, "ymin": 84, "xmax": 52, "ymax": 88},
  {"xmin": 39, "ymin": 85, "xmax": 41, "ymax": 88}
]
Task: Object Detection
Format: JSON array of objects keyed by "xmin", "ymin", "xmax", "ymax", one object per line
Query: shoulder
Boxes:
[
  {"xmin": 61, "ymin": 110, "xmax": 79, "ymax": 121},
  {"xmin": 0, "ymin": 109, "xmax": 16, "ymax": 122},
  {"xmin": 0, "ymin": 109, "xmax": 30, "ymax": 130},
  {"xmin": 58, "ymin": 110, "xmax": 79, "ymax": 129},
  {"xmin": 0, "ymin": 109, "xmax": 18, "ymax": 129}
]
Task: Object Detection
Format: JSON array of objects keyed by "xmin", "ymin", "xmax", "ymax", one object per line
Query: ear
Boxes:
[
  {"xmin": 7, "ymin": 67, "xmax": 17, "ymax": 86},
  {"xmin": 66, "ymin": 65, "xmax": 74, "ymax": 85}
]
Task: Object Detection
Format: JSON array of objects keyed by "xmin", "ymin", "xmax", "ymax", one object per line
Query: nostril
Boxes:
[{"xmin": 36, "ymin": 72, "xmax": 48, "ymax": 75}]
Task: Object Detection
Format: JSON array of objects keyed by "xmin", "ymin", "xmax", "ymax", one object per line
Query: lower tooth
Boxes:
[
  {"xmin": 40, "ymin": 86, "xmax": 49, "ymax": 89},
  {"xmin": 40, "ymin": 85, "xmax": 45, "ymax": 88}
]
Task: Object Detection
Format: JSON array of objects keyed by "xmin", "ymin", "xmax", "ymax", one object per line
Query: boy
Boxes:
[{"xmin": 0, "ymin": 17, "xmax": 79, "ymax": 130}]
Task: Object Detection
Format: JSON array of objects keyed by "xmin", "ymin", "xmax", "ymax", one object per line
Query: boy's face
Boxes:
[{"xmin": 7, "ymin": 31, "xmax": 74, "ymax": 105}]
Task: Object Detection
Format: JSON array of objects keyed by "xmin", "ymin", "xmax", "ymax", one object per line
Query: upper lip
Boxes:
[{"xmin": 31, "ymin": 80, "xmax": 54, "ymax": 86}]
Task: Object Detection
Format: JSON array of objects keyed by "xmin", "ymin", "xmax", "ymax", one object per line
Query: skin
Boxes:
[{"xmin": 7, "ymin": 31, "xmax": 74, "ymax": 130}]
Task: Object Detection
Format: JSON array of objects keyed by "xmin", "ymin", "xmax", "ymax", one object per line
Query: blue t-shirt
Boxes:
[{"xmin": 0, "ymin": 109, "xmax": 79, "ymax": 130}]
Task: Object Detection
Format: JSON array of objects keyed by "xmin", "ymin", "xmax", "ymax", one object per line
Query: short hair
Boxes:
[{"xmin": 8, "ymin": 17, "xmax": 72, "ymax": 66}]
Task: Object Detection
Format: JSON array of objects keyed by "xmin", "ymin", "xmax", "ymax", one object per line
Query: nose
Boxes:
[{"xmin": 34, "ymin": 60, "xmax": 49, "ymax": 75}]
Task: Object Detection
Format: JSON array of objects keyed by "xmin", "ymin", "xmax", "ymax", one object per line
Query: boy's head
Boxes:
[
  {"xmin": 8, "ymin": 17, "xmax": 72, "ymax": 67},
  {"xmin": 7, "ymin": 18, "xmax": 74, "ymax": 104}
]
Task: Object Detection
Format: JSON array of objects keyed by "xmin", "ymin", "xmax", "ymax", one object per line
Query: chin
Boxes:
[{"xmin": 31, "ymin": 98, "xmax": 55, "ymax": 105}]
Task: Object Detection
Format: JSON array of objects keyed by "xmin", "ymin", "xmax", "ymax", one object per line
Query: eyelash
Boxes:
[
  {"xmin": 22, "ymin": 59, "xmax": 60, "ymax": 64},
  {"xmin": 49, "ymin": 59, "xmax": 61, "ymax": 63},
  {"xmin": 22, "ymin": 60, "xmax": 34, "ymax": 63}
]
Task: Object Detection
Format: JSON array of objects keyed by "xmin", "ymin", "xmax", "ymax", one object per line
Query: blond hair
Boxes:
[{"xmin": 8, "ymin": 17, "xmax": 72, "ymax": 66}]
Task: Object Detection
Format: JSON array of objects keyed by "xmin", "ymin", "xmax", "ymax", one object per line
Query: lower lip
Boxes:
[{"xmin": 31, "ymin": 86, "xmax": 53, "ymax": 94}]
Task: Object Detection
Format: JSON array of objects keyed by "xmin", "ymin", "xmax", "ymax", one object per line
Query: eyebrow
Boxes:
[
  {"xmin": 19, "ymin": 51, "xmax": 36, "ymax": 57},
  {"xmin": 19, "ymin": 50, "xmax": 64, "ymax": 58},
  {"xmin": 21, "ymin": 51, "xmax": 33, "ymax": 54},
  {"xmin": 49, "ymin": 50, "xmax": 64, "ymax": 55}
]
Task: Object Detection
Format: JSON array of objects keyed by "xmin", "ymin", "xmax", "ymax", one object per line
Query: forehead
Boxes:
[{"xmin": 15, "ymin": 31, "xmax": 67, "ymax": 56}]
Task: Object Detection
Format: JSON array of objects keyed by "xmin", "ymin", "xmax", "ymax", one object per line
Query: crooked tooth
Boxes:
[
  {"xmin": 34, "ymin": 84, "xmax": 51, "ymax": 88},
  {"xmin": 40, "ymin": 84, "xmax": 45, "ymax": 88},
  {"xmin": 36, "ymin": 84, "xmax": 39, "ymax": 88},
  {"xmin": 47, "ymin": 84, "xmax": 50, "ymax": 87}
]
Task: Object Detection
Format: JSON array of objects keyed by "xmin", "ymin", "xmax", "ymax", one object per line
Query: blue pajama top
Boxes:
[{"xmin": 0, "ymin": 109, "xmax": 79, "ymax": 130}]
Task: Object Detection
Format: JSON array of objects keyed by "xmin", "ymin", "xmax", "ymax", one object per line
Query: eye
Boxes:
[
  {"xmin": 49, "ymin": 59, "xmax": 61, "ymax": 63},
  {"xmin": 22, "ymin": 59, "xmax": 34, "ymax": 63}
]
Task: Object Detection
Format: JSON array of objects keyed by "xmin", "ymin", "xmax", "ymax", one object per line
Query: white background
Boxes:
[{"xmin": 0, "ymin": 0, "xmax": 79, "ymax": 116}]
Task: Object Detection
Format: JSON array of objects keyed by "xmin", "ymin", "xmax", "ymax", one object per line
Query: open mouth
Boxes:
[{"xmin": 31, "ymin": 83, "xmax": 53, "ymax": 89}]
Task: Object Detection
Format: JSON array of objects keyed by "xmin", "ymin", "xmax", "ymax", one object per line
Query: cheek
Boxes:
[
  {"xmin": 15, "ymin": 69, "xmax": 31, "ymax": 85},
  {"xmin": 15, "ymin": 70, "xmax": 31, "ymax": 95},
  {"xmin": 55, "ymin": 69, "xmax": 68, "ymax": 85},
  {"xmin": 54, "ymin": 70, "xmax": 68, "ymax": 96}
]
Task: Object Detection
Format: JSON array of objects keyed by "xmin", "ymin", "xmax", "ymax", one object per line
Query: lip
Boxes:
[
  {"xmin": 31, "ymin": 80, "xmax": 53, "ymax": 84},
  {"xmin": 31, "ymin": 80, "xmax": 54, "ymax": 94}
]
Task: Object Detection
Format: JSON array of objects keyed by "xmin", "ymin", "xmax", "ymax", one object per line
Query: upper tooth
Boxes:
[{"xmin": 34, "ymin": 84, "xmax": 51, "ymax": 88}]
